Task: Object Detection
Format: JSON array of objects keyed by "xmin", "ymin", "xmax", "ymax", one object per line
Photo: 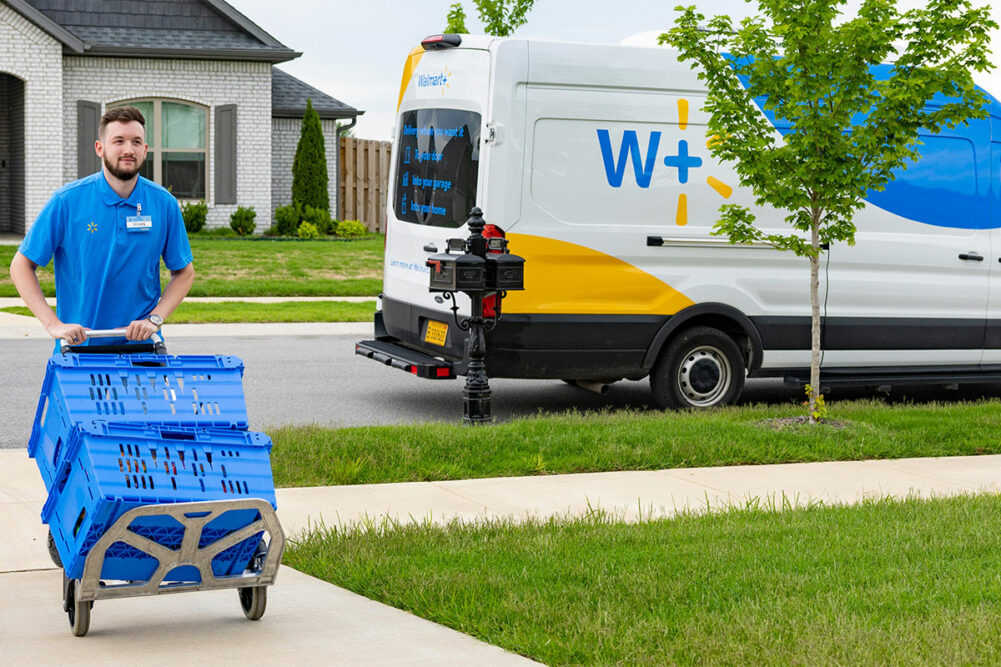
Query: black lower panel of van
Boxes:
[{"xmin": 377, "ymin": 295, "xmax": 667, "ymax": 380}]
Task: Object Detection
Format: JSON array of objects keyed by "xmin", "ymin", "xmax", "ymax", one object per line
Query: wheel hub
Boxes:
[{"xmin": 678, "ymin": 345, "xmax": 731, "ymax": 406}]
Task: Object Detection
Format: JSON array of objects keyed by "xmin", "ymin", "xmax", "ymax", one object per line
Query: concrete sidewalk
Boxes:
[
  {"xmin": 0, "ymin": 449, "xmax": 536, "ymax": 665},
  {"xmin": 3, "ymin": 447, "xmax": 1000, "ymax": 662}
]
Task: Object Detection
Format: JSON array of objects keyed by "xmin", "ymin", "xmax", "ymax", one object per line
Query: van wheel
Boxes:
[{"xmin": 650, "ymin": 326, "xmax": 745, "ymax": 409}]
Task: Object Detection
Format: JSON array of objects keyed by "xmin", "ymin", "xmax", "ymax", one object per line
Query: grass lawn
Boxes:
[
  {"xmin": 285, "ymin": 494, "xmax": 1001, "ymax": 665},
  {"xmin": 268, "ymin": 400, "xmax": 1001, "ymax": 487},
  {"xmin": 0, "ymin": 300, "xmax": 376, "ymax": 323},
  {"xmin": 0, "ymin": 237, "xmax": 384, "ymax": 297}
]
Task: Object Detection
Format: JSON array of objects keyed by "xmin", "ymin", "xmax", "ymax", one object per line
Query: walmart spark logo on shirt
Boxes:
[{"xmin": 87, "ymin": 221, "xmax": 98, "ymax": 234}]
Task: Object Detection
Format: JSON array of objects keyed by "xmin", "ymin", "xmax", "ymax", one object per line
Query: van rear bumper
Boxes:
[
  {"xmin": 364, "ymin": 295, "xmax": 667, "ymax": 380},
  {"xmin": 355, "ymin": 337, "xmax": 458, "ymax": 379}
]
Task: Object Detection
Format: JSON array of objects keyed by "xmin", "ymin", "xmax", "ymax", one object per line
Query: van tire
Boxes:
[{"xmin": 650, "ymin": 326, "xmax": 745, "ymax": 409}]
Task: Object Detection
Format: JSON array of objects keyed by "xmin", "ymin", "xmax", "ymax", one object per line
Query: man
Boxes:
[{"xmin": 9, "ymin": 106, "xmax": 194, "ymax": 351}]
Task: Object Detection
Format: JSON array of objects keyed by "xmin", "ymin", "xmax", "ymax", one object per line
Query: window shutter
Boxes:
[
  {"xmin": 215, "ymin": 104, "xmax": 237, "ymax": 204},
  {"xmin": 77, "ymin": 100, "xmax": 101, "ymax": 178}
]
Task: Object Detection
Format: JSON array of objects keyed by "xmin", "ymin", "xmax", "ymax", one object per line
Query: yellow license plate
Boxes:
[{"xmin": 424, "ymin": 320, "xmax": 448, "ymax": 346}]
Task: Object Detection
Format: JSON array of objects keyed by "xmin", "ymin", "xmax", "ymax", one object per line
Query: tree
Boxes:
[
  {"xmin": 292, "ymin": 99, "xmax": 329, "ymax": 213},
  {"xmin": 445, "ymin": 2, "xmax": 468, "ymax": 33},
  {"xmin": 443, "ymin": 0, "xmax": 535, "ymax": 37},
  {"xmin": 665, "ymin": 0, "xmax": 994, "ymax": 422}
]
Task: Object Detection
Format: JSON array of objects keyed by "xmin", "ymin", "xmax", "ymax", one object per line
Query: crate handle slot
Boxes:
[
  {"xmin": 183, "ymin": 511, "xmax": 211, "ymax": 519},
  {"xmin": 161, "ymin": 431, "xmax": 196, "ymax": 441},
  {"xmin": 72, "ymin": 507, "xmax": 87, "ymax": 538}
]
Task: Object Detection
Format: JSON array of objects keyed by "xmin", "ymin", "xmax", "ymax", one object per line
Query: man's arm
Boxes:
[
  {"xmin": 9, "ymin": 251, "xmax": 87, "ymax": 344},
  {"xmin": 124, "ymin": 262, "xmax": 195, "ymax": 341}
]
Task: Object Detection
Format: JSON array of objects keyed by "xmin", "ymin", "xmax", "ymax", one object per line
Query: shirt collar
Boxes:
[{"xmin": 97, "ymin": 171, "xmax": 145, "ymax": 208}]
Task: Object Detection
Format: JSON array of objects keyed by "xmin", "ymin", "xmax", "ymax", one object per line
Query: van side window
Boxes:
[
  {"xmin": 866, "ymin": 135, "xmax": 984, "ymax": 229},
  {"xmin": 394, "ymin": 109, "xmax": 481, "ymax": 228}
]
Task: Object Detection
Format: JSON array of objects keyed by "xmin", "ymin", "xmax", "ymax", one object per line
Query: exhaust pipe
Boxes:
[{"xmin": 570, "ymin": 380, "xmax": 611, "ymax": 395}]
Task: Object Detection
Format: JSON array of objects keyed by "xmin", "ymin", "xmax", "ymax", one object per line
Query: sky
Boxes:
[{"xmin": 226, "ymin": 0, "xmax": 1001, "ymax": 142}]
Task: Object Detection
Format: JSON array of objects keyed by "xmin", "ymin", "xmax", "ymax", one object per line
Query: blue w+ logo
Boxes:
[{"xmin": 596, "ymin": 130, "xmax": 704, "ymax": 188}]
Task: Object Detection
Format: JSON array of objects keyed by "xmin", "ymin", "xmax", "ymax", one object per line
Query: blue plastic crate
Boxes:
[
  {"xmin": 28, "ymin": 354, "xmax": 249, "ymax": 490},
  {"xmin": 42, "ymin": 421, "xmax": 275, "ymax": 581}
]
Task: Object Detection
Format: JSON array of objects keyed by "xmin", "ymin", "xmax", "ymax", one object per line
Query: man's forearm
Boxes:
[
  {"xmin": 153, "ymin": 263, "xmax": 195, "ymax": 320},
  {"xmin": 9, "ymin": 251, "xmax": 58, "ymax": 328}
]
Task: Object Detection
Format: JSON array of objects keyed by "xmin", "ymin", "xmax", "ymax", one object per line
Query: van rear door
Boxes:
[{"xmin": 383, "ymin": 47, "xmax": 491, "ymax": 315}]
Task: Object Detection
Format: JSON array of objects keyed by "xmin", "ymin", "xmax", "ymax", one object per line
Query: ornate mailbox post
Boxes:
[{"xmin": 426, "ymin": 208, "xmax": 525, "ymax": 424}]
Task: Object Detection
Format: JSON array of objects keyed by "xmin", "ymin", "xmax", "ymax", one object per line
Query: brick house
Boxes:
[{"xmin": 0, "ymin": 0, "xmax": 360, "ymax": 235}]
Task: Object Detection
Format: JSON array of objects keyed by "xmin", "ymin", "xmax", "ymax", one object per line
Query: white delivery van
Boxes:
[{"xmin": 356, "ymin": 33, "xmax": 1001, "ymax": 409}]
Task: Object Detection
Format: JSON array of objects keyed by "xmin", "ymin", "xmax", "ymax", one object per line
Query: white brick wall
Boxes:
[
  {"xmin": 62, "ymin": 57, "xmax": 273, "ymax": 231},
  {"xmin": 271, "ymin": 117, "xmax": 340, "ymax": 218},
  {"xmin": 0, "ymin": 4, "xmax": 64, "ymax": 233}
]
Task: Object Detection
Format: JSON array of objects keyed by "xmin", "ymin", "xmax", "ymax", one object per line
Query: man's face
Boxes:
[{"xmin": 95, "ymin": 120, "xmax": 147, "ymax": 181}]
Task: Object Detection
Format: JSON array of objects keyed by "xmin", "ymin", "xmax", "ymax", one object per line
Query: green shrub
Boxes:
[
  {"xmin": 298, "ymin": 221, "xmax": 320, "ymax": 239},
  {"xmin": 292, "ymin": 99, "xmax": 330, "ymax": 212},
  {"xmin": 181, "ymin": 200, "xmax": 208, "ymax": 233},
  {"xmin": 197, "ymin": 226, "xmax": 238, "ymax": 238},
  {"xmin": 262, "ymin": 225, "xmax": 280, "ymax": 237},
  {"xmin": 229, "ymin": 206, "xmax": 257, "ymax": 236},
  {"xmin": 336, "ymin": 219, "xmax": 367, "ymax": 237},
  {"xmin": 274, "ymin": 203, "xmax": 301, "ymax": 236},
  {"xmin": 302, "ymin": 205, "xmax": 333, "ymax": 235}
]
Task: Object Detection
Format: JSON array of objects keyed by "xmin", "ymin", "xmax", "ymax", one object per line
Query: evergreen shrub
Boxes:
[
  {"xmin": 336, "ymin": 219, "xmax": 367, "ymax": 237},
  {"xmin": 229, "ymin": 206, "xmax": 257, "ymax": 236},
  {"xmin": 274, "ymin": 203, "xmax": 301, "ymax": 236},
  {"xmin": 181, "ymin": 200, "xmax": 208, "ymax": 233},
  {"xmin": 292, "ymin": 99, "xmax": 329, "ymax": 213},
  {"xmin": 298, "ymin": 221, "xmax": 320, "ymax": 239},
  {"xmin": 303, "ymin": 205, "xmax": 334, "ymax": 235}
]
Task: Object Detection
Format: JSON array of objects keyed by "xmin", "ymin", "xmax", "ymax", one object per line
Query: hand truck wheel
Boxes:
[
  {"xmin": 238, "ymin": 586, "xmax": 267, "ymax": 620},
  {"xmin": 47, "ymin": 529, "xmax": 62, "ymax": 567},
  {"xmin": 64, "ymin": 576, "xmax": 92, "ymax": 637}
]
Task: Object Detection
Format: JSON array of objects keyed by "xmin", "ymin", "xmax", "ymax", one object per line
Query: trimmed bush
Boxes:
[
  {"xmin": 181, "ymin": 200, "xmax": 208, "ymax": 233},
  {"xmin": 274, "ymin": 203, "xmax": 301, "ymax": 236},
  {"xmin": 302, "ymin": 205, "xmax": 334, "ymax": 235},
  {"xmin": 229, "ymin": 206, "xmax": 257, "ymax": 236},
  {"xmin": 298, "ymin": 221, "xmax": 320, "ymax": 239},
  {"xmin": 336, "ymin": 219, "xmax": 367, "ymax": 237},
  {"xmin": 292, "ymin": 99, "xmax": 330, "ymax": 213}
]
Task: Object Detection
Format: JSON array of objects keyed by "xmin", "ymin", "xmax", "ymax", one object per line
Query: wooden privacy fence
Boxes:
[{"xmin": 339, "ymin": 136, "xmax": 391, "ymax": 233}]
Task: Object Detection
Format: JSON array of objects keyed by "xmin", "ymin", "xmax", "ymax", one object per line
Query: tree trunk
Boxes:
[{"xmin": 809, "ymin": 222, "xmax": 821, "ymax": 424}]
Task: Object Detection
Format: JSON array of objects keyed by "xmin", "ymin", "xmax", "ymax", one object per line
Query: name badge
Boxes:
[{"xmin": 126, "ymin": 215, "xmax": 153, "ymax": 232}]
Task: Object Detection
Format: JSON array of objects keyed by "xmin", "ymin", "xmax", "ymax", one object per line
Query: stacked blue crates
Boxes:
[{"xmin": 28, "ymin": 353, "xmax": 276, "ymax": 582}]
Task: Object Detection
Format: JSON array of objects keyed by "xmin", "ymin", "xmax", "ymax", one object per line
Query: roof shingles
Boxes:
[{"xmin": 22, "ymin": 0, "xmax": 297, "ymax": 61}]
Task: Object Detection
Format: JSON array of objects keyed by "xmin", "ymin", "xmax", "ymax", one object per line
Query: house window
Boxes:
[{"xmin": 111, "ymin": 99, "xmax": 207, "ymax": 200}]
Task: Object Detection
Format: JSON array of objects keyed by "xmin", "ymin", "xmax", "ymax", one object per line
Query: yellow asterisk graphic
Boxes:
[
  {"xmin": 672, "ymin": 99, "xmax": 733, "ymax": 226},
  {"xmin": 87, "ymin": 221, "xmax": 97, "ymax": 233}
]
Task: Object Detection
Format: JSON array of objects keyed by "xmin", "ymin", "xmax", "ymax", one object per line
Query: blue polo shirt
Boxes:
[{"xmin": 19, "ymin": 172, "xmax": 193, "ymax": 347}]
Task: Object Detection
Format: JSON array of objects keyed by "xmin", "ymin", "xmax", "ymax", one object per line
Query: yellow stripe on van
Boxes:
[
  {"xmin": 503, "ymin": 233, "xmax": 695, "ymax": 315},
  {"xmin": 397, "ymin": 46, "xmax": 425, "ymax": 112}
]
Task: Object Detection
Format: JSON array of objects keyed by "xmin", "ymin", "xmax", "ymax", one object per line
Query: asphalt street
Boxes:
[{"xmin": 3, "ymin": 333, "xmax": 998, "ymax": 449}]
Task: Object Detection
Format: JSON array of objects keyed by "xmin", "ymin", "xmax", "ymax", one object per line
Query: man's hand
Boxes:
[
  {"xmin": 47, "ymin": 322, "xmax": 87, "ymax": 345},
  {"xmin": 125, "ymin": 318, "xmax": 159, "ymax": 341}
]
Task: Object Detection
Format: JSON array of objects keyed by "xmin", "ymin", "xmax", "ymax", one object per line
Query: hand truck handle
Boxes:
[{"xmin": 80, "ymin": 328, "xmax": 129, "ymax": 338}]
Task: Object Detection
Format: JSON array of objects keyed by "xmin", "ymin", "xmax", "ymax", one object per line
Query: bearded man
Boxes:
[{"xmin": 9, "ymin": 106, "xmax": 194, "ymax": 351}]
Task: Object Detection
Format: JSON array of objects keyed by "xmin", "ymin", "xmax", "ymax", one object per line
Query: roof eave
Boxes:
[
  {"xmin": 72, "ymin": 45, "xmax": 302, "ymax": 64},
  {"xmin": 5, "ymin": 0, "xmax": 85, "ymax": 52},
  {"xmin": 272, "ymin": 108, "xmax": 364, "ymax": 120},
  {"xmin": 200, "ymin": 0, "xmax": 290, "ymax": 49}
]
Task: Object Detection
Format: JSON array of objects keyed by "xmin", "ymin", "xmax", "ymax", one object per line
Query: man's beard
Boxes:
[{"xmin": 104, "ymin": 154, "xmax": 143, "ymax": 180}]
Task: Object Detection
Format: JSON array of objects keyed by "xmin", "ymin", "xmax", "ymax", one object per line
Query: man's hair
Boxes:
[{"xmin": 99, "ymin": 106, "xmax": 146, "ymax": 138}]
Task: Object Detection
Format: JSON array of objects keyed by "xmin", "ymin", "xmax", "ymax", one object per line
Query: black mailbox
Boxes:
[
  {"xmin": 427, "ymin": 251, "xmax": 486, "ymax": 292},
  {"xmin": 485, "ymin": 252, "xmax": 525, "ymax": 291}
]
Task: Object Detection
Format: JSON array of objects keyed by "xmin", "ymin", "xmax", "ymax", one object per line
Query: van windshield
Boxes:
[{"xmin": 393, "ymin": 108, "xmax": 481, "ymax": 228}]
